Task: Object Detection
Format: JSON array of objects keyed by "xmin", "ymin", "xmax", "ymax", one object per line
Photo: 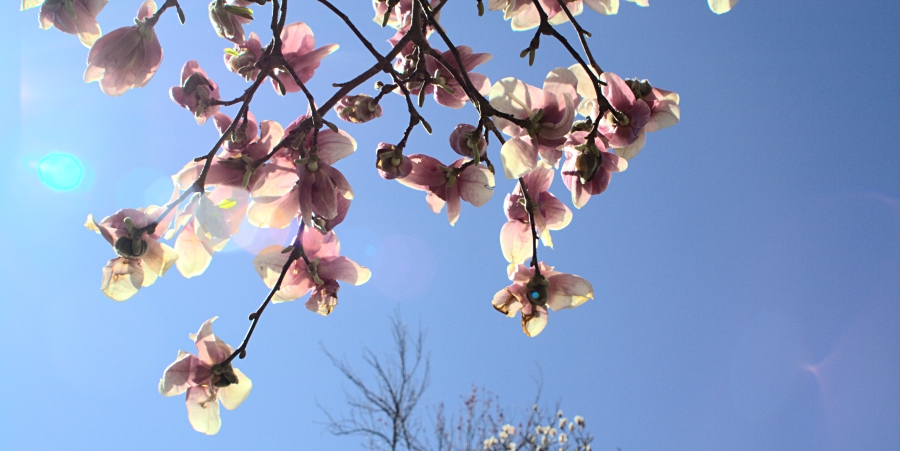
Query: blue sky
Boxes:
[{"xmin": 3, "ymin": 0, "xmax": 899, "ymax": 450}]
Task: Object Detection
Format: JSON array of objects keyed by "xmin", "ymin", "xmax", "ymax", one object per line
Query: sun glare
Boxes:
[{"xmin": 38, "ymin": 153, "xmax": 83, "ymax": 191}]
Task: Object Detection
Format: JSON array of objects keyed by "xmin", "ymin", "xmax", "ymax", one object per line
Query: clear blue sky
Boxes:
[{"xmin": 3, "ymin": 1, "xmax": 898, "ymax": 450}]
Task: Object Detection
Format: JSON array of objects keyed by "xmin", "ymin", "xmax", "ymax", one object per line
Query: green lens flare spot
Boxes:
[{"xmin": 38, "ymin": 153, "xmax": 83, "ymax": 191}]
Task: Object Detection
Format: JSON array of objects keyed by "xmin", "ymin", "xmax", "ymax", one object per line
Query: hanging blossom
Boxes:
[
  {"xmin": 84, "ymin": 0, "xmax": 162, "ymax": 96},
  {"xmin": 271, "ymin": 22, "xmax": 338, "ymax": 95},
  {"xmin": 248, "ymin": 114, "xmax": 357, "ymax": 230},
  {"xmin": 570, "ymin": 66, "xmax": 679, "ymax": 161},
  {"xmin": 560, "ymin": 131, "xmax": 627, "ymax": 209},
  {"xmin": 396, "ymin": 154, "xmax": 495, "ymax": 226},
  {"xmin": 224, "ymin": 31, "xmax": 262, "ymax": 81},
  {"xmin": 174, "ymin": 113, "xmax": 284, "ymax": 195},
  {"xmin": 159, "ymin": 317, "xmax": 252, "ymax": 435},
  {"xmin": 417, "ymin": 46, "xmax": 492, "ymax": 109},
  {"xmin": 487, "ymin": 0, "xmax": 620, "ymax": 31},
  {"xmin": 169, "ymin": 60, "xmax": 221, "ymax": 125},
  {"xmin": 489, "ymin": 68, "xmax": 579, "ymax": 178},
  {"xmin": 208, "ymin": 0, "xmax": 253, "ymax": 45},
  {"xmin": 492, "ymin": 262, "xmax": 593, "ymax": 337},
  {"xmin": 254, "ymin": 227, "xmax": 371, "ymax": 315},
  {"xmin": 501, "ymin": 161, "xmax": 572, "ymax": 275},
  {"xmin": 22, "ymin": 0, "xmax": 108, "ymax": 48},
  {"xmin": 85, "ymin": 206, "xmax": 178, "ymax": 301}
]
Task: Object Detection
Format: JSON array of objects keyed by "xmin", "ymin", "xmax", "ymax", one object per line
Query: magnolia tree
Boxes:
[{"xmin": 22, "ymin": 0, "xmax": 738, "ymax": 436}]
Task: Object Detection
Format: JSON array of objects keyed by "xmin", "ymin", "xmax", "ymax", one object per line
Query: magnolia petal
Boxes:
[
  {"xmin": 489, "ymin": 77, "xmax": 544, "ymax": 136},
  {"xmin": 193, "ymin": 317, "xmax": 232, "ymax": 366},
  {"xmin": 301, "ymin": 227, "xmax": 340, "ymax": 260},
  {"xmin": 458, "ymin": 165, "xmax": 495, "ymax": 207},
  {"xmin": 425, "ymin": 192, "xmax": 445, "ymax": 214},
  {"xmin": 174, "ymin": 223, "xmax": 214, "ymax": 278},
  {"xmin": 100, "ymin": 258, "xmax": 144, "ymax": 301},
  {"xmin": 709, "ymin": 0, "xmax": 738, "ymax": 14},
  {"xmin": 522, "ymin": 305, "xmax": 548, "ymax": 337},
  {"xmin": 540, "ymin": 195, "xmax": 573, "ymax": 231},
  {"xmin": 492, "ymin": 287, "xmax": 522, "ymax": 317},
  {"xmin": 546, "ymin": 273, "xmax": 594, "ymax": 311},
  {"xmin": 218, "ymin": 367, "xmax": 251, "ymax": 410},
  {"xmin": 316, "ymin": 130, "xmax": 358, "ymax": 165},
  {"xmin": 646, "ymin": 98, "xmax": 680, "ymax": 133},
  {"xmin": 446, "ymin": 184, "xmax": 461, "ymax": 226},
  {"xmin": 159, "ymin": 351, "xmax": 204, "ymax": 397},
  {"xmin": 500, "ymin": 220, "xmax": 532, "ymax": 267},
  {"xmin": 501, "ymin": 136, "xmax": 539, "ymax": 179},
  {"xmin": 141, "ymin": 240, "xmax": 179, "ymax": 282},
  {"xmin": 247, "ymin": 187, "xmax": 299, "ymax": 229},
  {"xmin": 253, "ymin": 245, "xmax": 290, "ymax": 289},
  {"xmin": 319, "ymin": 257, "xmax": 371, "ymax": 286},
  {"xmin": 613, "ymin": 129, "xmax": 647, "ymax": 161},
  {"xmin": 196, "ymin": 195, "xmax": 232, "ymax": 240},
  {"xmin": 186, "ymin": 386, "xmax": 221, "ymax": 435},
  {"xmin": 21, "ymin": 0, "xmax": 43, "ymax": 10}
]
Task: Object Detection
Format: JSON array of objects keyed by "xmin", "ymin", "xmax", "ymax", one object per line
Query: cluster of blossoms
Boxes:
[
  {"xmin": 23, "ymin": 0, "xmax": 734, "ymax": 435},
  {"xmin": 482, "ymin": 412, "xmax": 593, "ymax": 451}
]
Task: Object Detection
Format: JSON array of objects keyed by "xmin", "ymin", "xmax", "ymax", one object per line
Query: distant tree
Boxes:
[{"xmin": 322, "ymin": 316, "xmax": 596, "ymax": 451}]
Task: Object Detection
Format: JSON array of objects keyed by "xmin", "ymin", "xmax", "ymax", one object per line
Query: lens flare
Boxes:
[{"xmin": 38, "ymin": 153, "xmax": 83, "ymax": 191}]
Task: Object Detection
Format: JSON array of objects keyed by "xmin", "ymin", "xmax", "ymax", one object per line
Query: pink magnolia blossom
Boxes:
[
  {"xmin": 170, "ymin": 60, "xmax": 221, "ymax": 125},
  {"xmin": 271, "ymin": 22, "xmax": 338, "ymax": 95},
  {"xmin": 163, "ymin": 187, "xmax": 249, "ymax": 278},
  {"xmin": 375, "ymin": 143, "xmax": 412, "ymax": 180},
  {"xmin": 175, "ymin": 115, "xmax": 284, "ymax": 194},
  {"xmin": 488, "ymin": 0, "xmax": 620, "ymax": 30},
  {"xmin": 159, "ymin": 317, "xmax": 251, "ymax": 435},
  {"xmin": 448, "ymin": 124, "xmax": 487, "ymax": 159},
  {"xmin": 709, "ymin": 0, "xmax": 739, "ymax": 14},
  {"xmin": 489, "ymin": 68, "xmax": 579, "ymax": 178},
  {"xmin": 492, "ymin": 262, "xmax": 593, "ymax": 337},
  {"xmin": 560, "ymin": 131, "xmax": 627, "ymax": 208},
  {"xmin": 418, "ymin": 46, "xmax": 492, "ymax": 109},
  {"xmin": 214, "ymin": 111, "xmax": 259, "ymax": 155},
  {"xmin": 501, "ymin": 161, "xmax": 572, "ymax": 274},
  {"xmin": 248, "ymin": 116, "xmax": 356, "ymax": 230},
  {"xmin": 254, "ymin": 227, "xmax": 371, "ymax": 315},
  {"xmin": 208, "ymin": 0, "xmax": 253, "ymax": 45},
  {"xmin": 83, "ymin": 0, "xmax": 162, "ymax": 96},
  {"xmin": 627, "ymin": 0, "xmax": 649, "ymax": 7},
  {"xmin": 571, "ymin": 66, "xmax": 680, "ymax": 160},
  {"xmin": 335, "ymin": 94, "xmax": 383, "ymax": 124},
  {"xmin": 595, "ymin": 72, "xmax": 651, "ymax": 149},
  {"xmin": 396, "ymin": 154, "xmax": 495, "ymax": 226},
  {"xmin": 24, "ymin": 0, "xmax": 108, "ymax": 48},
  {"xmin": 85, "ymin": 205, "xmax": 178, "ymax": 301},
  {"xmin": 224, "ymin": 31, "xmax": 262, "ymax": 81},
  {"xmin": 612, "ymin": 81, "xmax": 680, "ymax": 160}
]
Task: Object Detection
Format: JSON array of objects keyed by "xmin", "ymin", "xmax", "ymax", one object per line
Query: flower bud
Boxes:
[
  {"xmin": 449, "ymin": 124, "xmax": 487, "ymax": 158},
  {"xmin": 334, "ymin": 94, "xmax": 383, "ymax": 124},
  {"xmin": 375, "ymin": 143, "xmax": 412, "ymax": 180}
]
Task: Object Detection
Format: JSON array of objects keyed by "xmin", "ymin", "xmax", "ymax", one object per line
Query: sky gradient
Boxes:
[{"xmin": 3, "ymin": 0, "xmax": 899, "ymax": 450}]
